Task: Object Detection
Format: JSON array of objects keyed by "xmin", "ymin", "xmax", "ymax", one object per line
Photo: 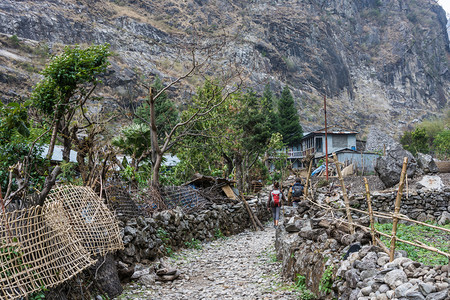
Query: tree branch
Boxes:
[{"xmin": 38, "ymin": 166, "xmax": 61, "ymax": 206}]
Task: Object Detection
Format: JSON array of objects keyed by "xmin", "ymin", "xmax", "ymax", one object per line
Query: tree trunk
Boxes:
[
  {"xmin": 223, "ymin": 153, "xmax": 233, "ymax": 178},
  {"xmin": 62, "ymin": 126, "xmax": 72, "ymax": 162},
  {"xmin": 47, "ymin": 121, "xmax": 59, "ymax": 160},
  {"xmin": 91, "ymin": 253, "xmax": 123, "ymax": 298},
  {"xmin": 234, "ymin": 153, "xmax": 243, "ymax": 192},
  {"xmin": 148, "ymin": 87, "xmax": 162, "ymax": 187}
]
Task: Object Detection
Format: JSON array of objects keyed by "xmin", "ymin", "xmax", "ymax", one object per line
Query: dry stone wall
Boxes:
[
  {"xmin": 276, "ymin": 201, "xmax": 450, "ymax": 299},
  {"xmin": 350, "ymin": 188, "xmax": 450, "ymax": 223},
  {"xmin": 116, "ymin": 199, "xmax": 269, "ymax": 273}
]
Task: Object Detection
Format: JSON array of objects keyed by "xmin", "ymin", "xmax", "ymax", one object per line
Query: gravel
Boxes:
[{"xmin": 118, "ymin": 225, "xmax": 299, "ymax": 300}]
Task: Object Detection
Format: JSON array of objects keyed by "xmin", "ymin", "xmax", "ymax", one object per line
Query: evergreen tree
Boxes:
[
  {"xmin": 261, "ymin": 83, "xmax": 278, "ymax": 134},
  {"xmin": 277, "ymin": 86, "xmax": 303, "ymax": 146}
]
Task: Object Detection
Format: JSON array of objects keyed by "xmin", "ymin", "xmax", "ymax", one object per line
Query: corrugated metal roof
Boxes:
[{"xmin": 41, "ymin": 145, "xmax": 78, "ymax": 163}]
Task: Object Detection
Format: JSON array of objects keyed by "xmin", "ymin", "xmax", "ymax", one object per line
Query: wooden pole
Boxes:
[
  {"xmin": 389, "ymin": 157, "xmax": 408, "ymax": 262},
  {"xmin": 324, "ymin": 94, "xmax": 329, "ymax": 180},
  {"xmin": 304, "ymin": 159, "xmax": 313, "ymax": 200},
  {"xmin": 333, "ymin": 152, "xmax": 354, "ymax": 234},
  {"xmin": 364, "ymin": 177, "xmax": 376, "ymax": 245},
  {"xmin": 239, "ymin": 192, "xmax": 263, "ymax": 231}
]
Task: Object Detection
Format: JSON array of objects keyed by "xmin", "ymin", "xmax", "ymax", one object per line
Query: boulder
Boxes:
[
  {"xmin": 417, "ymin": 175, "xmax": 444, "ymax": 191},
  {"xmin": 437, "ymin": 211, "xmax": 450, "ymax": 226},
  {"xmin": 416, "ymin": 153, "xmax": 438, "ymax": 174},
  {"xmin": 375, "ymin": 144, "xmax": 417, "ymax": 188}
]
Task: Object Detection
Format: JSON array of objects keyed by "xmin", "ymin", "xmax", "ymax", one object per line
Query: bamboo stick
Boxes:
[
  {"xmin": 364, "ymin": 177, "xmax": 376, "ymax": 245},
  {"xmin": 389, "ymin": 157, "xmax": 408, "ymax": 262},
  {"xmin": 337, "ymin": 218, "xmax": 390, "ymax": 255},
  {"xmin": 333, "ymin": 153, "xmax": 354, "ymax": 234},
  {"xmin": 376, "ymin": 231, "xmax": 450, "ymax": 258},
  {"xmin": 328, "ymin": 204, "xmax": 450, "ymax": 235}
]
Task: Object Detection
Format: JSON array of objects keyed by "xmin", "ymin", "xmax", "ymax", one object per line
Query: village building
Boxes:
[{"xmin": 269, "ymin": 126, "xmax": 380, "ymax": 174}]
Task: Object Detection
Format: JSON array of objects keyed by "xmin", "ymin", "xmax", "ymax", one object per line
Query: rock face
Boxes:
[
  {"xmin": 375, "ymin": 144, "xmax": 417, "ymax": 188},
  {"xmin": 0, "ymin": 0, "xmax": 449, "ymax": 135}
]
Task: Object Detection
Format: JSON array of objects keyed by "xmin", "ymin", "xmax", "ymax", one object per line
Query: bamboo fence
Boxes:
[{"xmin": 306, "ymin": 154, "xmax": 450, "ymax": 263}]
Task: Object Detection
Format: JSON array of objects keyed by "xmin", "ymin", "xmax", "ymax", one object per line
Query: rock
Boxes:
[
  {"xmin": 418, "ymin": 282, "xmax": 436, "ymax": 295},
  {"xmin": 417, "ymin": 175, "xmax": 444, "ymax": 191},
  {"xmin": 385, "ymin": 269, "xmax": 408, "ymax": 289},
  {"xmin": 394, "ymin": 282, "xmax": 413, "ymax": 297},
  {"xmin": 345, "ymin": 269, "xmax": 360, "ymax": 289},
  {"xmin": 138, "ymin": 274, "xmax": 156, "ymax": 286},
  {"xmin": 416, "ymin": 153, "xmax": 438, "ymax": 174},
  {"xmin": 405, "ymin": 290, "xmax": 425, "ymax": 300},
  {"xmin": 375, "ymin": 144, "xmax": 417, "ymax": 188},
  {"xmin": 437, "ymin": 211, "xmax": 450, "ymax": 226},
  {"xmin": 425, "ymin": 290, "xmax": 448, "ymax": 300}
]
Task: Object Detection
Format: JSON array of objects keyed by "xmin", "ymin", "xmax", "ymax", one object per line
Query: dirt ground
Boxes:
[{"xmin": 310, "ymin": 172, "xmax": 450, "ymax": 194}]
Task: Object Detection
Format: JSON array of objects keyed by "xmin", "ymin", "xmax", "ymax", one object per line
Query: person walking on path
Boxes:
[
  {"xmin": 267, "ymin": 182, "xmax": 285, "ymax": 228},
  {"xmin": 289, "ymin": 177, "xmax": 304, "ymax": 208}
]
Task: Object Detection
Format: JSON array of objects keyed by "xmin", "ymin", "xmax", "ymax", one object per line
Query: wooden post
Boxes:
[
  {"xmin": 304, "ymin": 159, "xmax": 313, "ymax": 200},
  {"xmin": 333, "ymin": 153, "xmax": 354, "ymax": 234},
  {"xmin": 364, "ymin": 177, "xmax": 376, "ymax": 245},
  {"xmin": 389, "ymin": 157, "xmax": 408, "ymax": 262},
  {"xmin": 239, "ymin": 192, "xmax": 263, "ymax": 231}
]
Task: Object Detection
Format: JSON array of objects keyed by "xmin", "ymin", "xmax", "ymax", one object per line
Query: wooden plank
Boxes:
[{"xmin": 222, "ymin": 185, "xmax": 236, "ymax": 200}]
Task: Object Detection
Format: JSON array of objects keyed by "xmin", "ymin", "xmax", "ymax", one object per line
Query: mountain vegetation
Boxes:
[{"xmin": 0, "ymin": 0, "xmax": 449, "ymax": 195}]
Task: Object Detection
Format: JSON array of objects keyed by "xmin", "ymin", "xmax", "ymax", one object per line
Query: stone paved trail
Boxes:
[{"xmin": 118, "ymin": 225, "xmax": 300, "ymax": 299}]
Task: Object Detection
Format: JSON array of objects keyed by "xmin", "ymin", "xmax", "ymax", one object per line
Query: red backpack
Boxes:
[{"xmin": 271, "ymin": 190, "xmax": 281, "ymax": 206}]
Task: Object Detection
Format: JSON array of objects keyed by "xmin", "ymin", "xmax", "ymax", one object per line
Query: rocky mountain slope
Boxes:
[{"xmin": 0, "ymin": 0, "xmax": 449, "ymax": 140}]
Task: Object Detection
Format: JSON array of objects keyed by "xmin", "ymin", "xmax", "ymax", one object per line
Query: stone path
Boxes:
[{"xmin": 118, "ymin": 225, "xmax": 300, "ymax": 299}]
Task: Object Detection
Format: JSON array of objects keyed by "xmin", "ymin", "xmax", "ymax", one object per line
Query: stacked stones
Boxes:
[
  {"xmin": 336, "ymin": 245, "xmax": 449, "ymax": 300},
  {"xmin": 116, "ymin": 199, "xmax": 269, "ymax": 279},
  {"xmin": 276, "ymin": 207, "xmax": 450, "ymax": 299},
  {"xmin": 348, "ymin": 187, "xmax": 450, "ymax": 223}
]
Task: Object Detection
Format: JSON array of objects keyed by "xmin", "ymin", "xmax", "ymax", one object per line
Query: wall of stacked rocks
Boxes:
[
  {"xmin": 116, "ymin": 199, "xmax": 269, "ymax": 277},
  {"xmin": 349, "ymin": 188, "xmax": 450, "ymax": 223},
  {"xmin": 276, "ymin": 197, "xmax": 450, "ymax": 300}
]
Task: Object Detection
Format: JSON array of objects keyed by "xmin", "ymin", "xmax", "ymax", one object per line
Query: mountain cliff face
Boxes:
[{"xmin": 0, "ymin": 0, "xmax": 448, "ymax": 139}]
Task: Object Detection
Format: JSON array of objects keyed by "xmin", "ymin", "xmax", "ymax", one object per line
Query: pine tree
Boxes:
[
  {"xmin": 277, "ymin": 86, "xmax": 303, "ymax": 146},
  {"xmin": 261, "ymin": 83, "xmax": 278, "ymax": 134}
]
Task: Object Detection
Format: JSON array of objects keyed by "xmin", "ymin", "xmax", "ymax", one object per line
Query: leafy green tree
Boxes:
[
  {"xmin": 433, "ymin": 130, "xmax": 450, "ymax": 159},
  {"xmin": 0, "ymin": 101, "xmax": 30, "ymax": 143},
  {"xmin": 277, "ymin": 86, "xmax": 303, "ymax": 146},
  {"xmin": 31, "ymin": 44, "xmax": 111, "ymax": 161},
  {"xmin": 148, "ymin": 77, "xmax": 241, "ymax": 186},
  {"xmin": 231, "ymin": 90, "xmax": 271, "ymax": 191},
  {"xmin": 111, "ymin": 123, "xmax": 152, "ymax": 173},
  {"xmin": 176, "ymin": 88, "xmax": 271, "ymax": 192},
  {"xmin": 0, "ymin": 101, "xmax": 49, "ymax": 196},
  {"xmin": 400, "ymin": 127, "xmax": 429, "ymax": 156},
  {"xmin": 266, "ymin": 132, "xmax": 287, "ymax": 182},
  {"xmin": 174, "ymin": 80, "xmax": 232, "ymax": 181}
]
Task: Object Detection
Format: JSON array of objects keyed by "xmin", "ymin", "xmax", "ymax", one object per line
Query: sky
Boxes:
[{"xmin": 438, "ymin": 0, "xmax": 450, "ymax": 16}]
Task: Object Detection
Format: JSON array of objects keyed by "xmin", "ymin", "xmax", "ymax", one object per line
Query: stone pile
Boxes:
[
  {"xmin": 336, "ymin": 246, "xmax": 449, "ymax": 300},
  {"xmin": 116, "ymin": 199, "xmax": 269, "ymax": 281}
]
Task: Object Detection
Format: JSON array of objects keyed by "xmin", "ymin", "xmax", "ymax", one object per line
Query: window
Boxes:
[{"xmin": 315, "ymin": 137, "xmax": 323, "ymax": 152}]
